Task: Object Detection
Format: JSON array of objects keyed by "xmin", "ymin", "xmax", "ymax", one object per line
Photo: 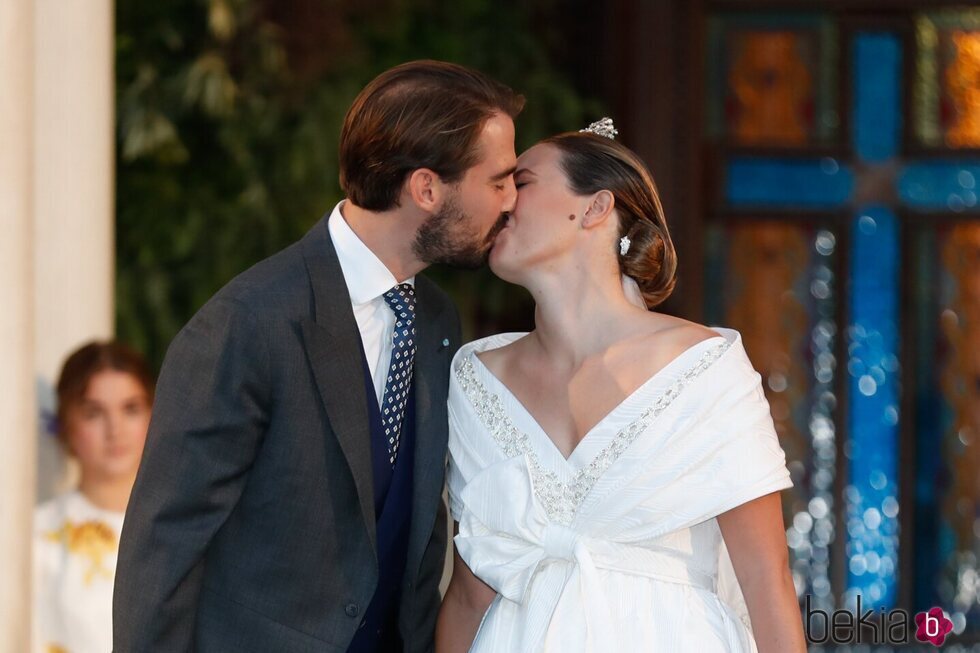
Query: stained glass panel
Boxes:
[
  {"xmin": 901, "ymin": 161, "xmax": 980, "ymax": 211},
  {"xmin": 726, "ymin": 157, "xmax": 853, "ymax": 208},
  {"xmin": 706, "ymin": 14, "xmax": 839, "ymax": 145},
  {"xmin": 842, "ymin": 33, "xmax": 903, "ymax": 612},
  {"xmin": 706, "ymin": 220, "xmax": 839, "ymax": 612},
  {"xmin": 915, "ymin": 10, "xmax": 980, "ymax": 148},
  {"xmin": 914, "ymin": 221, "xmax": 980, "ymax": 637},
  {"xmin": 844, "ymin": 205, "xmax": 901, "ymax": 611},
  {"xmin": 854, "ymin": 33, "xmax": 901, "ymax": 162},
  {"xmin": 706, "ymin": 9, "xmax": 980, "ymax": 642}
]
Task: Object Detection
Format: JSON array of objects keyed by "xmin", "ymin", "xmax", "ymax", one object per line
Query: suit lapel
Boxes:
[
  {"xmin": 406, "ymin": 279, "xmax": 450, "ymax": 575},
  {"xmin": 300, "ymin": 218, "xmax": 377, "ymax": 554}
]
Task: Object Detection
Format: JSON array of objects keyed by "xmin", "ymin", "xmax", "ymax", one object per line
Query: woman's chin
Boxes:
[
  {"xmin": 487, "ymin": 243, "xmax": 516, "ymax": 281},
  {"xmin": 86, "ymin": 456, "xmax": 141, "ymax": 483},
  {"xmin": 487, "ymin": 247, "xmax": 505, "ymax": 276}
]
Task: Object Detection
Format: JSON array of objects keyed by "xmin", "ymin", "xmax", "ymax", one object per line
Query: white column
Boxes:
[
  {"xmin": 0, "ymin": 0, "xmax": 36, "ymax": 648},
  {"xmin": 34, "ymin": 0, "xmax": 116, "ymax": 500}
]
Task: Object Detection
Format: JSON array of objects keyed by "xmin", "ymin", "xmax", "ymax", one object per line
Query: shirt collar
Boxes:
[{"xmin": 327, "ymin": 200, "xmax": 415, "ymax": 306}]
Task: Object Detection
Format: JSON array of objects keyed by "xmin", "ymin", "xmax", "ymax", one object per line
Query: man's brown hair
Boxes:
[{"xmin": 339, "ymin": 60, "xmax": 524, "ymax": 211}]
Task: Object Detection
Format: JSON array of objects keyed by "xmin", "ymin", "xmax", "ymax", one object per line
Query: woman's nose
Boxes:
[{"xmin": 105, "ymin": 414, "xmax": 121, "ymax": 441}]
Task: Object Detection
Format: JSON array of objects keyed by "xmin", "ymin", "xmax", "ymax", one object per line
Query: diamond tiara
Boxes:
[{"xmin": 579, "ymin": 117, "xmax": 618, "ymax": 140}]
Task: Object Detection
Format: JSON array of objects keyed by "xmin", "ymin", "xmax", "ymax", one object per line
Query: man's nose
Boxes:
[{"xmin": 503, "ymin": 179, "xmax": 518, "ymax": 213}]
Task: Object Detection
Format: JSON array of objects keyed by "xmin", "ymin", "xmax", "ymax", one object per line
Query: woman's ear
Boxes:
[
  {"xmin": 581, "ymin": 190, "xmax": 616, "ymax": 229},
  {"xmin": 406, "ymin": 168, "xmax": 444, "ymax": 212}
]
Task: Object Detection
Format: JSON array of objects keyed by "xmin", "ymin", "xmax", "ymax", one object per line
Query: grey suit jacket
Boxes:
[{"xmin": 113, "ymin": 214, "xmax": 460, "ymax": 652}]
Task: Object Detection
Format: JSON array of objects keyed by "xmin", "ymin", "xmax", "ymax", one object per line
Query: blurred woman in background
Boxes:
[{"xmin": 33, "ymin": 341, "xmax": 154, "ymax": 653}]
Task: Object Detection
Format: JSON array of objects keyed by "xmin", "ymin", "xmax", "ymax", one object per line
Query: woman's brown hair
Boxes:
[
  {"xmin": 339, "ymin": 60, "xmax": 524, "ymax": 211},
  {"xmin": 55, "ymin": 341, "xmax": 155, "ymax": 446},
  {"xmin": 541, "ymin": 132, "xmax": 678, "ymax": 309}
]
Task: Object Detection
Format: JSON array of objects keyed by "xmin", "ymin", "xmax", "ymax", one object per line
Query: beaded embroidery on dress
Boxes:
[
  {"xmin": 454, "ymin": 339, "xmax": 732, "ymax": 526},
  {"xmin": 447, "ymin": 327, "xmax": 793, "ymax": 653}
]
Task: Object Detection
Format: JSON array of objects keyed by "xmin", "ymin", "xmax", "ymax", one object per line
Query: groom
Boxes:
[{"xmin": 113, "ymin": 60, "xmax": 523, "ymax": 653}]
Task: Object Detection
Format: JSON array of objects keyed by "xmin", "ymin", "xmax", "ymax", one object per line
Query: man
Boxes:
[{"xmin": 113, "ymin": 60, "xmax": 523, "ymax": 653}]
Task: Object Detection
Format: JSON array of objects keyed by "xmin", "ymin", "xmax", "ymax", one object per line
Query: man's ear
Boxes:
[
  {"xmin": 581, "ymin": 190, "xmax": 615, "ymax": 230},
  {"xmin": 406, "ymin": 168, "xmax": 443, "ymax": 212}
]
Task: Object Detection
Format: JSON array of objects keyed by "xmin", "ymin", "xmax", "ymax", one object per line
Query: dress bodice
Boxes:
[{"xmin": 447, "ymin": 328, "xmax": 793, "ymax": 652}]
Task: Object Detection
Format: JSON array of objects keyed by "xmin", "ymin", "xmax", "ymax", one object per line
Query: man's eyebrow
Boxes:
[{"xmin": 490, "ymin": 165, "xmax": 518, "ymax": 182}]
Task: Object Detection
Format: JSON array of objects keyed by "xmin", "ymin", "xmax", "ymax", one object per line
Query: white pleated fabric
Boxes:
[{"xmin": 447, "ymin": 327, "xmax": 793, "ymax": 652}]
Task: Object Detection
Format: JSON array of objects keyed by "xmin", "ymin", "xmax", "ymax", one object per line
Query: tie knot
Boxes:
[{"xmin": 383, "ymin": 283, "xmax": 416, "ymax": 320}]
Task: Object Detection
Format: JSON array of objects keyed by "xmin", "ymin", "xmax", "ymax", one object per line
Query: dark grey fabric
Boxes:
[{"xmin": 113, "ymin": 214, "xmax": 460, "ymax": 652}]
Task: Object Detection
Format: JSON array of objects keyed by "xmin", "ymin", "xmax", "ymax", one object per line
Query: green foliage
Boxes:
[{"xmin": 116, "ymin": 0, "xmax": 600, "ymax": 369}]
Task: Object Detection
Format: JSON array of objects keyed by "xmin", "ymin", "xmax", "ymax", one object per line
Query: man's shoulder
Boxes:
[
  {"xmin": 204, "ymin": 237, "xmax": 319, "ymax": 322},
  {"xmin": 166, "ymin": 244, "xmax": 303, "ymax": 352},
  {"xmin": 223, "ymin": 240, "xmax": 306, "ymax": 297}
]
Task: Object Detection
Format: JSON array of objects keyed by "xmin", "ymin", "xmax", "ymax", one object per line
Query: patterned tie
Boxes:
[{"xmin": 380, "ymin": 283, "xmax": 417, "ymax": 466}]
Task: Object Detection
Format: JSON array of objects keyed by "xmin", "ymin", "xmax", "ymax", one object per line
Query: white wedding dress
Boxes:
[{"xmin": 447, "ymin": 327, "xmax": 793, "ymax": 652}]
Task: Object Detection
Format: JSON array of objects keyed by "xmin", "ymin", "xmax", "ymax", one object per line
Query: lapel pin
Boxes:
[{"xmin": 441, "ymin": 338, "xmax": 450, "ymax": 349}]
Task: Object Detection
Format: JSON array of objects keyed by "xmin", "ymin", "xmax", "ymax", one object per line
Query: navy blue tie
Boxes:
[{"xmin": 380, "ymin": 284, "xmax": 417, "ymax": 467}]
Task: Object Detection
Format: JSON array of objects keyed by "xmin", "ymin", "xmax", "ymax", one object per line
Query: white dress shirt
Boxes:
[{"xmin": 327, "ymin": 201, "xmax": 415, "ymax": 405}]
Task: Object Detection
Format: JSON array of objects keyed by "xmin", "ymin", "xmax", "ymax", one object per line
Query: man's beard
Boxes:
[{"xmin": 412, "ymin": 195, "xmax": 509, "ymax": 269}]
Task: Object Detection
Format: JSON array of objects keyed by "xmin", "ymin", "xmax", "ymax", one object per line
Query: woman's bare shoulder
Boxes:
[
  {"xmin": 641, "ymin": 315, "xmax": 721, "ymax": 356},
  {"xmin": 474, "ymin": 333, "xmax": 533, "ymax": 377}
]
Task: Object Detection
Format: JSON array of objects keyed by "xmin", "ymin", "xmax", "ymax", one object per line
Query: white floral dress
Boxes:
[{"xmin": 34, "ymin": 491, "xmax": 124, "ymax": 653}]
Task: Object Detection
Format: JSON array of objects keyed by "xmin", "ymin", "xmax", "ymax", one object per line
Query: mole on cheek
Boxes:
[{"xmin": 568, "ymin": 214, "xmax": 575, "ymax": 221}]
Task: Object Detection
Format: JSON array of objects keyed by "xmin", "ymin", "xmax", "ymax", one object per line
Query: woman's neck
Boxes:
[
  {"xmin": 79, "ymin": 473, "xmax": 135, "ymax": 513},
  {"xmin": 525, "ymin": 265, "xmax": 645, "ymax": 369}
]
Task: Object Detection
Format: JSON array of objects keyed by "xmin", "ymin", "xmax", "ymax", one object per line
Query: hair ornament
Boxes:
[
  {"xmin": 580, "ymin": 117, "xmax": 618, "ymax": 140},
  {"xmin": 619, "ymin": 235, "xmax": 632, "ymax": 256}
]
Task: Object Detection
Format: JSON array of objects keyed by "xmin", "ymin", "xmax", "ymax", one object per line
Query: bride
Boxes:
[{"xmin": 435, "ymin": 120, "xmax": 807, "ymax": 652}]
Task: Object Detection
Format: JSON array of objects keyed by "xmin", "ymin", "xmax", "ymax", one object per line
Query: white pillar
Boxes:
[
  {"xmin": 34, "ymin": 0, "xmax": 116, "ymax": 500},
  {"xmin": 0, "ymin": 0, "xmax": 36, "ymax": 648}
]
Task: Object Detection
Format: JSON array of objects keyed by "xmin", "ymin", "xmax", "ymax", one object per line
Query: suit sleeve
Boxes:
[{"xmin": 113, "ymin": 296, "xmax": 271, "ymax": 652}]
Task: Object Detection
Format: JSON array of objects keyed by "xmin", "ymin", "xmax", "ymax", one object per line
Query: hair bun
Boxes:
[{"xmin": 621, "ymin": 220, "xmax": 677, "ymax": 309}]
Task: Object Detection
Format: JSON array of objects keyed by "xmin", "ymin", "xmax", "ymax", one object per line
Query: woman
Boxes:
[
  {"xmin": 436, "ymin": 120, "xmax": 806, "ymax": 652},
  {"xmin": 34, "ymin": 341, "xmax": 154, "ymax": 653}
]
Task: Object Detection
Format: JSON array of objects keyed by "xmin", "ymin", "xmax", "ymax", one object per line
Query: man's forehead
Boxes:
[
  {"xmin": 470, "ymin": 113, "xmax": 516, "ymax": 173},
  {"xmin": 481, "ymin": 111, "xmax": 515, "ymax": 136},
  {"xmin": 477, "ymin": 113, "xmax": 515, "ymax": 148}
]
